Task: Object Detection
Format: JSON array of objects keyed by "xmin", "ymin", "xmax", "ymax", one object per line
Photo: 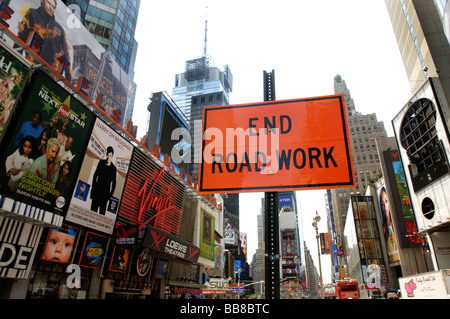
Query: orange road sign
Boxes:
[{"xmin": 199, "ymin": 95, "xmax": 355, "ymax": 193}]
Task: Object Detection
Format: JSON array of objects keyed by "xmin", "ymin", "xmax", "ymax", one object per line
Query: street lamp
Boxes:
[{"xmin": 312, "ymin": 211, "xmax": 324, "ymax": 299}]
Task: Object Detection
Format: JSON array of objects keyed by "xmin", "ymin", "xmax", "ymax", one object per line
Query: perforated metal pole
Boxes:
[{"xmin": 263, "ymin": 70, "xmax": 280, "ymax": 299}]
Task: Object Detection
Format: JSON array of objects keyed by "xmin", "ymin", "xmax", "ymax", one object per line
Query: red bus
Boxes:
[{"xmin": 336, "ymin": 280, "xmax": 360, "ymax": 299}]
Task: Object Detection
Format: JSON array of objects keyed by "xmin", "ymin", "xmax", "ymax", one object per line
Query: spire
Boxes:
[{"xmin": 203, "ymin": 6, "xmax": 208, "ymax": 57}]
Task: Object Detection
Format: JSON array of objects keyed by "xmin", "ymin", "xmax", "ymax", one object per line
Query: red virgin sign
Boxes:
[{"xmin": 117, "ymin": 149, "xmax": 185, "ymax": 235}]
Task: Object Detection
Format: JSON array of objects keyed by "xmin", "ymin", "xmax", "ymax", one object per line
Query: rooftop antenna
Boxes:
[{"xmin": 203, "ymin": 5, "xmax": 208, "ymax": 57}]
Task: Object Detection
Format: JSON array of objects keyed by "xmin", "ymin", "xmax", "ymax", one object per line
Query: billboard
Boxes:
[
  {"xmin": 319, "ymin": 232, "xmax": 331, "ymax": 255},
  {"xmin": 0, "ymin": 42, "xmax": 30, "ymax": 142},
  {"xmin": 0, "ymin": 216, "xmax": 43, "ymax": 279},
  {"xmin": 65, "ymin": 117, "xmax": 133, "ymax": 234},
  {"xmin": 0, "ymin": 70, "xmax": 95, "ymax": 215},
  {"xmin": 200, "ymin": 208, "xmax": 215, "ymax": 261},
  {"xmin": 199, "ymin": 95, "xmax": 354, "ymax": 193},
  {"xmin": 142, "ymin": 226, "xmax": 200, "ymax": 263},
  {"xmin": 147, "ymin": 92, "xmax": 190, "ymax": 173},
  {"xmin": 281, "ymin": 230, "xmax": 298, "ymax": 259},
  {"xmin": 78, "ymin": 231, "xmax": 108, "ymax": 269},
  {"xmin": 41, "ymin": 224, "xmax": 78, "ymax": 264},
  {"xmin": 5, "ymin": 0, "xmax": 132, "ymax": 126},
  {"xmin": 392, "ymin": 78, "xmax": 450, "ymax": 232},
  {"xmin": 116, "ymin": 147, "xmax": 185, "ymax": 236}
]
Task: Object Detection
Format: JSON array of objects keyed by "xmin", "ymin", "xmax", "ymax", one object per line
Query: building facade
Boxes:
[
  {"xmin": 62, "ymin": 0, "xmax": 140, "ymax": 76},
  {"xmin": 171, "ymin": 55, "xmax": 233, "ymax": 182},
  {"xmin": 62, "ymin": 0, "xmax": 140, "ymax": 124},
  {"xmin": 385, "ymin": 0, "xmax": 450, "ymax": 273},
  {"xmin": 331, "ymin": 75, "xmax": 387, "ymax": 237},
  {"xmin": 0, "ymin": 1, "xmax": 226, "ymax": 300}
]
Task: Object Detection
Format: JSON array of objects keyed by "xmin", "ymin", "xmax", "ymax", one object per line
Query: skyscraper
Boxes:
[
  {"xmin": 331, "ymin": 75, "xmax": 387, "ymax": 237},
  {"xmin": 171, "ymin": 21, "xmax": 233, "ymax": 182},
  {"xmin": 384, "ymin": 0, "xmax": 445, "ymax": 94}
]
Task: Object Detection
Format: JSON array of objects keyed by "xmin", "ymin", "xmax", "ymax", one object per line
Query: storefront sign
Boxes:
[
  {"xmin": 142, "ymin": 226, "xmax": 200, "ymax": 263},
  {"xmin": 0, "ymin": 217, "xmax": 43, "ymax": 279},
  {"xmin": 0, "ymin": 242, "xmax": 33, "ymax": 270},
  {"xmin": 204, "ymin": 278, "xmax": 230, "ymax": 291},
  {"xmin": 137, "ymin": 167, "xmax": 178, "ymax": 229},
  {"xmin": 174, "ymin": 286, "xmax": 202, "ymax": 295},
  {"xmin": 114, "ymin": 225, "xmax": 138, "ymax": 246}
]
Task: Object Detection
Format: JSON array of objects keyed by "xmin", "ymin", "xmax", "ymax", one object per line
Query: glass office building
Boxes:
[
  {"xmin": 62, "ymin": 0, "xmax": 140, "ymax": 125},
  {"xmin": 62, "ymin": 0, "xmax": 140, "ymax": 76}
]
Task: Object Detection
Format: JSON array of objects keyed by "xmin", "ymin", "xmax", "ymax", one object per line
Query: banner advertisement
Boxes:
[
  {"xmin": 382, "ymin": 150, "xmax": 420, "ymax": 248},
  {"xmin": 154, "ymin": 258, "xmax": 169, "ymax": 278},
  {"xmin": 78, "ymin": 231, "xmax": 108, "ymax": 269},
  {"xmin": 281, "ymin": 230, "xmax": 298, "ymax": 259},
  {"xmin": 0, "ymin": 216, "xmax": 43, "ymax": 279},
  {"xmin": 200, "ymin": 209, "xmax": 215, "ymax": 260},
  {"xmin": 109, "ymin": 246, "xmax": 130, "ymax": 273},
  {"xmin": 0, "ymin": 43, "xmax": 30, "ymax": 141},
  {"xmin": 113, "ymin": 225, "xmax": 139, "ymax": 246},
  {"xmin": 41, "ymin": 224, "xmax": 78, "ymax": 264},
  {"xmin": 320, "ymin": 232, "xmax": 331, "ymax": 255},
  {"xmin": 6, "ymin": 0, "xmax": 132, "ymax": 126},
  {"xmin": 0, "ymin": 70, "xmax": 95, "ymax": 215},
  {"xmin": 142, "ymin": 226, "xmax": 200, "ymax": 263},
  {"xmin": 376, "ymin": 184, "xmax": 400, "ymax": 264},
  {"xmin": 65, "ymin": 117, "xmax": 133, "ymax": 234}
]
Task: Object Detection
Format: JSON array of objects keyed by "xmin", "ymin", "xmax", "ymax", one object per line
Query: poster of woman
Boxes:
[{"xmin": 377, "ymin": 185, "xmax": 400, "ymax": 264}]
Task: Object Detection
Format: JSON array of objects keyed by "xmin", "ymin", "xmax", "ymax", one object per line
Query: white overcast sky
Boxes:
[{"xmin": 132, "ymin": 0, "xmax": 414, "ymax": 283}]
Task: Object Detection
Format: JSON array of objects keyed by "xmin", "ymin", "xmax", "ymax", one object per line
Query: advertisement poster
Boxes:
[
  {"xmin": 41, "ymin": 224, "xmax": 78, "ymax": 264},
  {"xmin": 6, "ymin": 0, "xmax": 132, "ymax": 126},
  {"xmin": 200, "ymin": 209, "xmax": 215, "ymax": 260},
  {"xmin": 65, "ymin": 118, "xmax": 133, "ymax": 234},
  {"xmin": 109, "ymin": 246, "xmax": 130, "ymax": 273},
  {"xmin": 281, "ymin": 230, "xmax": 299, "ymax": 259},
  {"xmin": 0, "ymin": 43, "xmax": 30, "ymax": 141},
  {"xmin": 0, "ymin": 71, "xmax": 94, "ymax": 215},
  {"xmin": 377, "ymin": 185, "xmax": 400, "ymax": 264},
  {"xmin": 391, "ymin": 156, "xmax": 420, "ymax": 246},
  {"xmin": 154, "ymin": 258, "xmax": 169, "ymax": 279},
  {"xmin": 79, "ymin": 231, "xmax": 108, "ymax": 269}
]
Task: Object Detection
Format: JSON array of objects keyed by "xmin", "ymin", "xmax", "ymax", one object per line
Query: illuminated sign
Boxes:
[
  {"xmin": 142, "ymin": 226, "xmax": 200, "ymax": 263},
  {"xmin": 118, "ymin": 148, "xmax": 185, "ymax": 235}
]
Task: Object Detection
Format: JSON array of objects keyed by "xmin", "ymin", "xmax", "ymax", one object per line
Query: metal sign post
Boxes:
[{"xmin": 263, "ymin": 70, "xmax": 280, "ymax": 299}]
